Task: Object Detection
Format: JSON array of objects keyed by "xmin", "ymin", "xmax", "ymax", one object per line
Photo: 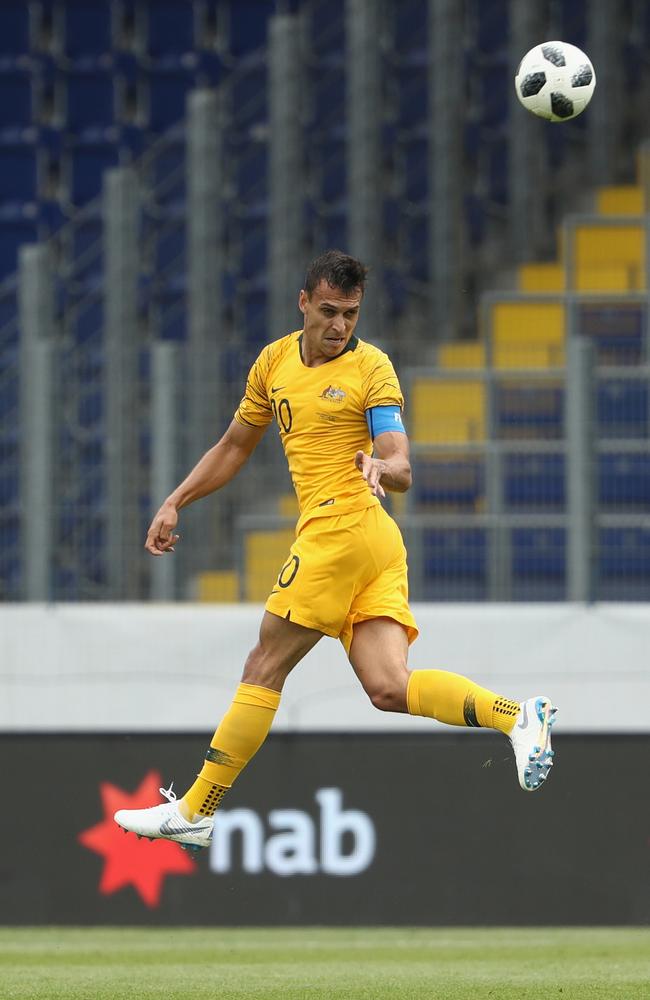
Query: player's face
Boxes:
[{"xmin": 298, "ymin": 280, "xmax": 362, "ymax": 364}]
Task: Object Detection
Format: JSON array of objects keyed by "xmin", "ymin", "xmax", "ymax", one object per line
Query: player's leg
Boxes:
[
  {"xmin": 114, "ymin": 612, "xmax": 322, "ymax": 846},
  {"xmin": 180, "ymin": 611, "xmax": 322, "ymax": 819},
  {"xmin": 348, "ymin": 616, "xmax": 556, "ymax": 792}
]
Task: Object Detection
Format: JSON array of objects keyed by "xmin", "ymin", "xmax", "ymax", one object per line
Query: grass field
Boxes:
[{"xmin": 1, "ymin": 927, "xmax": 649, "ymax": 999}]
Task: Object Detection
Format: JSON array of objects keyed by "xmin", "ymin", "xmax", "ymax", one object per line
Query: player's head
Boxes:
[
  {"xmin": 299, "ymin": 250, "xmax": 367, "ymax": 363},
  {"xmin": 303, "ymin": 249, "xmax": 369, "ymax": 299}
]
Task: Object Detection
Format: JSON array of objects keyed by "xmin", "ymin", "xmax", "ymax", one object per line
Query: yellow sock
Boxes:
[
  {"xmin": 406, "ymin": 669, "xmax": 519, "ymax": 735},
  {"xmin": 181, "ymin": 682, "xmax": 281, "ymax": 820}
]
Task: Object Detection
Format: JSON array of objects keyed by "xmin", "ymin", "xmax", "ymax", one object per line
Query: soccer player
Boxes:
[{"xmin": 114, "ymin": 250, "xmax": 557, "ymax": 851}]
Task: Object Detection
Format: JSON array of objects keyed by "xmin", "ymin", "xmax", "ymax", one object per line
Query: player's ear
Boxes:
[{"xmin": 298, "ymin": 289, "xmax": 307, "ymax": 314}]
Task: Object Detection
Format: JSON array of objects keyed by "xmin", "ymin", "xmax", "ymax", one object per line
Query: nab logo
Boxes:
[{"xmin": 210, "ymin": 787, "xmax": 376, "ymax": 877}]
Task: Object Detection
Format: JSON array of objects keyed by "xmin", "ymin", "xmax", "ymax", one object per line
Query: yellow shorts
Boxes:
[{"xmin": 265, "ymin": 504, "xmax": 419, "ymax": 653}]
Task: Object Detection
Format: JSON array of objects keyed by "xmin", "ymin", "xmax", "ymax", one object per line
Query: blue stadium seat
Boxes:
[
  {"xmin": 230, "ymin": 57, "xmax": 267, "ymax": 131},
  {"xmin": 504, "ymin": 453, "xmax": 565, "ymax": 509},
  {"xmin": 578, "ymin": 305, "xmax": 644, "ymax": 364},
  {"xmin": 422, "ymin": 527, "xmax": 488, "ymax": 600},
  {"xmin": 400, "ymin": 136, "xmax": 427, "ymax": 203},
  {"xmin": 0, "ymin": 141, "xmax": 40, "ymax": 201},
  {"xmin": 232, "ymin": 139, "xmax": 267, "ymax": 206},
  {"xmin": 0, "ymin": 2, "xmax": 31, "ymax": 60},
  {"xmin": 241, "ymin": 280, "xmax": 267, "ymax": 347},
  {"xmin": 497, "ymin": 382, "xmax": 563, "ymax": 439},
  {"xmin": 225, "ymin": 0, "xmax": 272, "ymax": 57},
  {"xmin": 597, "ymin": 380, "xmax": 648, "ymax": 439},
  {"xmin": 145, "ymin": 0, "xmax": 196, "ymax": 60},
  {"xmin": 414, "ymin": 456, "xmax": 484, "ymax": 509},
  {"xmin": 394, "ymin": 65, "xmax": 428, "ymax": 130},
  {"xmin": 144, "ymin": 67, "xmax": 197, "ymax": 131},
  {"xmin": 318, "ymin": 146, "xmax": 346, "ymax": 202},
  {"xmin": 60, "ymin": 0, "xmax": 113, "ymax": 62},
  {"xmin": 154, "ymin": 222, "xmax": 185, "ymax": 273},
  {"xmin": 64, "ymin": 69, "xmax": 116, "ymax": 131},
  {"xmin": 148, "ymin": 137, "xmax": 186, "ymax": 207},
  {"xmin": 402, "ymin": 208, "xmax": 428, "ymax": 282},
  {"xmin": 71, "ymin": 296, "xmax": 103, "ymax": 345},
  {"xmin": 238, "ymin": 220, "xmax": 266, "ymax": 279},
  {"xmin": 391, "ymin": 0, "xmax": 427, "ymax": 63},
  {"xmin": 511, "ymin": 528, "xmax": 565, "ymax": 593},
  {"xmin": 0, "ymin": 69, "xmax": 33, "ymax": 129},
  {"xmin": 599, "ymin": 453, "xmax": 650, "ymax": 508},
  {"xmin": 0, "ymin": 217, "xmax": 39, "ymax": 279},
  {"xmin": 599, "ymin": 528, "xmax": 650, "ymax": 582},
  {"xmin": 66, "ymin": 141, "xmax": 119, "ymax": 205}
]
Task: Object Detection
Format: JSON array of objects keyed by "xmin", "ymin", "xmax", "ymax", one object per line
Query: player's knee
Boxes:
[{"xmin": 367, "ymin": 684, "xmax": 406, "ymax": 713}]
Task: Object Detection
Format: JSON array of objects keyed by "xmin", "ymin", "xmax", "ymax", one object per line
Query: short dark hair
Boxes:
[{"xmin": 304, "ymin": 249, "xmax": 369, "ymax": 296}]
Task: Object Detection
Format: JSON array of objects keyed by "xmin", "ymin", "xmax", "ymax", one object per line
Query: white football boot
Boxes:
[
  {"xmin": 508, "ymin": 696, "xmax": 558, "ymax": 791},
  {"xmin": 114, "ymin": 783, "xmax": 213, "ymax": 853}
]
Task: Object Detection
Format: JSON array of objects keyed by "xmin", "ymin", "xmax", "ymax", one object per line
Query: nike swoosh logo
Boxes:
[
  {"xmin": 271, "ymin": 386, "xmax": 286, "ymax": 393},
  {"xmin": 159, "ymin": 818, "xmax": 212, "ymax": 837},
  {"xmin": 517, "ymin": 702, "xmax": 528, "ymax": 729}
]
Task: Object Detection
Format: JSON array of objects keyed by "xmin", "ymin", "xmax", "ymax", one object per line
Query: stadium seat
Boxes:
[
  {"xmin": 232, "ymin": 139, "xmax": 267, "ymax": 206},
  {"xmin": 597, "ymin": 380, "xmax": 647, "ymax": 438},
  {"xmin": 391, "ymin": 0, "xmax": 428, "ymax": 64},
  {"xmin": 152, "ymin": 289, "xmax": 186, "ymax": 341},
  {"xmin": 238, "ymin": 220, "xmax": 267, "ymax": 279},
  {"xmin": 596, "ymin": 185, "xmax": 644, "ymax": 215},
  {"xmin": 422, "ymin": 527, "xmax": 488, "ymax": 600},
  {"xmin": 504, "ymin": 453, "xmax": 565, "ymax": 509},
  {"xmin": 0, "ymin": 141, "xmax": 40, "ymax": 202},
  {"xmin": 60, "ymin": 0, "xmax": 113, "ymax": 63},
  {"xmin": 64, "ymin": 69, "xmax": 116, "ymax": 131},
  {"xmin": 437, "ymin": 342, "xmax": 486, "ymax": 368},
  {"xmin": 491, "ymin": 301, "xmax": 565, "ymax": 369},
  {"xmin": 518, "ymin": 263, "xmax": 565, "ymax": 293},
  {"xmin": 571, "ymin": 223, "xmax": 645, "ymax": 292},
  {"xmin": 402, "ymin": 208, "xmax": 428, "ymax": 282},
  {"xmin": 66, "ymin": 141, "xmax": 119, "ymax": 205},
  {"xmin": 225, "ymin": 0, "xmax": 271, "ymax": 57},
  {"xmin": 511, "ymin": 528, "xmax": 565, "ymax": 598},
  {"xmin": 229, "ymin": 56, "xmax": 267, "ymax": 131},
  {"xmin": 598, "ymin": 453, "xmax": 650, "ymax": 508},
  {"xmin": 154, "ymin": 221, "xmax": 185, "ymax": 273},
  {"xmin": 144, "ymin": 66, "xmax": 197, "ymax": 132},
  {"xmin": 411, "ymin": 379, "xmax": 485, "ymax": 444},
  {"xmin": 245, "ymin": 528, "xmax": 294, "ymax": 602},
  {"xmin": 400, "ymin": 136, "xmax": 428, "ymax": 204},
  {"xmin": 413, "ymin": 455, "xmax": 484, "ymax": 510},
  {"xmin": 599, "ymin": 527, "xmax": 650, "ymax": 582},
  {"xmin": 71, "ymin": 296, "xmax": 103, "ymax": 346},
  {"xmin": 145, "ymin": 0, "xmax": 196, "ymax": 61},
  {"xmin": 577, "ymin": 303, "xmax": 644, "ymax": 364},
  {"xmin": 0, "ymin": 2, "xmax": 31, "ymax": 60},
  {"xmin": 195, "ymin": 570, "xmax": 240, "ymax": 602},
  {"xmin": 496, "ymin": 381, "xmax": 563, "ymax": 439},
  {"xmin": 0, "ymin": 69, "xmax": 33, "ymax": 129}
]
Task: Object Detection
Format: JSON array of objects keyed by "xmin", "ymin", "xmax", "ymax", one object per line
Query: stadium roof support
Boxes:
[
  {"xmin": 18, "ymin": 244, "xmax": 55, "ymax": 601},
  {"xmin": 104, "ymin": 166, "xmax": 141, "ymax": 600},
  {"xmin": 429, "ymin": 0, "xmax": 463, "ymax": 341},
  {"xmin": 566, "ymin": 331, "xmax": 596, "ymax": 601},
  {"xmin": 508, "ymin": 0, "xmax": 548, "ymax": 262},
  {"xmin": 185, "ymin": 88, "xmax": 225, "ymax": 581},
  {"xmin": 269, "ymin": 14, "xmax": 303, "ymax": 340},
  {"xmin": 346, "ymin": 0, "xmax": 381, "ymax": 340}
]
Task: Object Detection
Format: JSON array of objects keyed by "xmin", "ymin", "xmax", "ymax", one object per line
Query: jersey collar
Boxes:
[{"xmin": 298, "ymin": 332, "xmax": 359, "ymax": 365}]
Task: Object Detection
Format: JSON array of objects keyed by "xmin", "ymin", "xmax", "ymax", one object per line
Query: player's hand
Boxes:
[
  {"xmin": 354, "ymin": 451, "xmax": 386, "ymax": 498},
  {"xmin": 144, "ymin": 502, "xmax": 180, "ymax": 556}
]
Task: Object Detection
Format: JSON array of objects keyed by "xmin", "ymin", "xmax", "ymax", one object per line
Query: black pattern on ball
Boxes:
[
  {"xmin": 551, "ymin": 92, "xmax": 574, "ymax": 118},
  {"xmin": 571, "ymin": 64, "xmax": 593, "ymax": 87},
  {"xmin": 520, "ymin": 72, "xmax": 546, "ymax": 97},
  {"xmin": 542, "ymin": 44, "xmax": 566, "ymax": 67}
]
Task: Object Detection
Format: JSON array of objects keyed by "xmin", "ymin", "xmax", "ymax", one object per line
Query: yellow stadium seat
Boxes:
[
  {"xmin": 245, "ymin": 529, "xmax": 295, "ymax": 602},
  {"xmin": 411, "ymin": 379, "xmax": 485, "ymax": 443},
  {"xmin": 596, "ymin": 186, "xmax": 644, "ymax": 216},
  {"xmin": 518, "ymin": 263, "xmax": 565, "ymax": 293},
  {"xmin": 278, "ymin": 493, "xmax": 299, "ymax": 518},
  {"xmin": 572, "ymin": 224, "xmax": 644, "ymax": 290},
  {"xmin": 491, "ymin": 301, "xmax": 565, "ymax": 369},
  {"xmin": 574, "ymin": 267, "xmax": 634, "ymax": 293},
  {"xmin": 196, "ymin": 570, "xmax": 239, "ymax": 602},
  {"xmin": 437, "ymin": 342, "xmax": 486, "ymax": 368}
]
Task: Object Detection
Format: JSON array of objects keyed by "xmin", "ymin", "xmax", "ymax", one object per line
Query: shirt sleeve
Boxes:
[
  {"xmin": 362, "ymin": 350, "xmax": 404, "ymax": 410},
  {"xmin": 234, "ymin": 349, "xmax": 274, "ymax": 427}
]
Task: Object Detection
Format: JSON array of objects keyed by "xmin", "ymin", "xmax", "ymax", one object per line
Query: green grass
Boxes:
[{"xmin": 1, "ymin": 927, "xmax": 649, "ymax": 1000}]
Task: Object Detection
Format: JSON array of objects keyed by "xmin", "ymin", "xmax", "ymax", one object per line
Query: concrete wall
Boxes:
[{"xmin": 2, "ymin": 602, "xmax": 647, "ymax": 732}]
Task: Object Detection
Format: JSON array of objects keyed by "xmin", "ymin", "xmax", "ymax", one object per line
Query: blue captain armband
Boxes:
[{"xmin": 365, "ymin": 405, "xmax": 406, "ymax": 440}]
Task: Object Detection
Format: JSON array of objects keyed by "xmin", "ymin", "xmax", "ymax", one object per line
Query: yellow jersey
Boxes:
[{"xmin": 234, "ymin": 331, "xmax": 404, "ymax": 522}]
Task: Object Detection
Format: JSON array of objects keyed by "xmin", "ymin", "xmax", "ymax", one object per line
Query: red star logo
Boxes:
[{"xmin": 78, "ymin": 770, "xmax": 196, "ymax": 908}]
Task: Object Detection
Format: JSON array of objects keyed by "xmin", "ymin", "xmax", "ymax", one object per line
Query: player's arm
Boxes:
[
  {"xmin": 355, "ymin": 402, "xmax": 412, "ymax": 498},
  {"xmin": 145, "ymin": 419, "xmax": 267, "ymax": 555}
]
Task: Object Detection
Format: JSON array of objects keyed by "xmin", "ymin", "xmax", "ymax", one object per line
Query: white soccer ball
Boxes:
[{"xmin": 515, "ymin": 41, "xmax": 596, "ymax": 122}]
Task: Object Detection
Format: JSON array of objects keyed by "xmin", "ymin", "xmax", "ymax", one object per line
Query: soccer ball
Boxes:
[{"xmin": 515, "ymin": 41, "xmax": 596, "ymax": 122}]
